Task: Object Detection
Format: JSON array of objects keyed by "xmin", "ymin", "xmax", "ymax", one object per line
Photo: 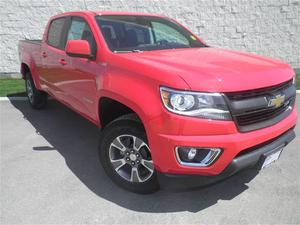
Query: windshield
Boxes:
[{"xmin": 95, "ymin": 15, "xmax": 206, "ymax": 52}]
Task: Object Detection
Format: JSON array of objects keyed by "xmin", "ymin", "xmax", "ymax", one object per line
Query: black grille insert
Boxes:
[
  {"xmin": 226, "ymin": 79, "xmax": 293, "ymax": 101},
  {"xmin": 235, "ymin": 99, "xmax": 294, "ymax": 126},
  {"xmin": 225, "ymin": 79, "xmax": 295, "ymax": 132}
]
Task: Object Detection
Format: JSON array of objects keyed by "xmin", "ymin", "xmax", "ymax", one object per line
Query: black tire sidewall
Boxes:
[
  {"xmin": 25, "ymin": 72, "xmax": 47, "ymax": 109},
  {"xmin": 99, "ymin": 119, "xmax": 159, "ymax": 194},
  {"xmin": 25, "ymin": 73, "xmax": 36, "ymax": 105}
]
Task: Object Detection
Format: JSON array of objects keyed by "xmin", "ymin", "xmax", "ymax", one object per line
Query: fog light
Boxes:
[
  {"xmin": 175, "ymin": 147, "xmax": 222, "ymax": 167},
  {"xmin": 188, "ymin": 148, "xmax": 197, "ymax": 160}
]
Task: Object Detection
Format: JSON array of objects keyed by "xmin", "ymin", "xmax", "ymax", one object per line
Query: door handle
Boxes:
[
  {"xmin": 59, "ymin": 58, "xmax": 67, "ymax": 66},
  {"xmin": 42, "ymin": 52, "xmax": 47, "ymax": 58}
]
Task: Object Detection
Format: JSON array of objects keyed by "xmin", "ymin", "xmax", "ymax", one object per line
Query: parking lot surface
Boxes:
[{"xmin": 1, "ymin": 97, "xmax": 299, "ymax": 224}]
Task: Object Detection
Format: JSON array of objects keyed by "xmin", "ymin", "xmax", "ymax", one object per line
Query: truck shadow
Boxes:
[{"xmin": 10, "ymin": 99, "xmax": 259, "ymax": 213}]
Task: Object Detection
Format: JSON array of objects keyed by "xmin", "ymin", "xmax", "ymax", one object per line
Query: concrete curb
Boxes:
[
  {"xmin": 0, "ymin": 97, "xmax": 55, "ymax": 101},
  {"xmin": 0, "ymin": 73, "xmax": 22, "ymax": 79},
  {"xmin": 0, "ymin": 97, "xmax": 27, "ymax": 101}
]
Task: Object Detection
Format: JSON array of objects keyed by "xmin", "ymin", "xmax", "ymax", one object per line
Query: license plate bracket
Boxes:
[{"xmin": 260, "ymin": 146, "xmax": 284, "ymax": 169}]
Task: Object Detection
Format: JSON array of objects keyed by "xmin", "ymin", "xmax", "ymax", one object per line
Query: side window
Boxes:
[
  {"xmin": 48, "ymin": 17, "xmax": 66, "ymax": 49},
  {"xmin": 67, "ymin": 17, "xmax": 97, "ymax": 56},
  {"xmin": 151, "ymin": 21, "xmax": 189, "ymax": 45}
]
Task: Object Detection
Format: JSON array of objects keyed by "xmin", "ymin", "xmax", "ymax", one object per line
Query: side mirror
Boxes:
[{"xmin": 66, "ymin": 40, "xmax": 92, "ymax": 58}]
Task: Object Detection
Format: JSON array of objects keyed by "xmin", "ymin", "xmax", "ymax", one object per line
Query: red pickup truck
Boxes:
[{"xmin": 19, "ymin": 11, "xmax": 297, "ymax": 193}]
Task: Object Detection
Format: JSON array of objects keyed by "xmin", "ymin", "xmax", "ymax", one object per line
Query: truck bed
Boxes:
[
  {"xmin": 19, "ymin": 39, "xmax": 42, "ymax": 45},
  {"xmin": 18, "ymin": 39, "xmax": 43, "ymax": 78}
]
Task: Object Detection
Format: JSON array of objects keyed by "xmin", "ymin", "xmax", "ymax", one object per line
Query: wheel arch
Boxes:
[
  {"xmin": 20, "ymin": 63, "xmax": 30, "ymax": 79},
  {"xmin": 20, "ymin": 61, "xmax": 42, "ymax": 90},
  {"xmin": 98, "ymin": 95, "xmax": 145, "ymax": 129}
]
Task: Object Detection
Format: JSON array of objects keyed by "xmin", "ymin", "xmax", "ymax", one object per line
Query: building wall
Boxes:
[{"xmin": 0, "ymin": 0, "xmax": 299, "ymax": 74}]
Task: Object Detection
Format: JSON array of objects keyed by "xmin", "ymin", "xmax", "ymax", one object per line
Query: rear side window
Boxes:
[{"xmin": 47, "ymin": 17, "xmax": 66, "ymax": 49}]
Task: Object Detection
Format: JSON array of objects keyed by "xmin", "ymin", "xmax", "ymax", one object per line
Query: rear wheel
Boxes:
[
  {"xmin": 25, "ymin": 72, "xmax": 47, "ymax": 109},
  {"xmin": 99, "ymin": 116, "xmax": 159, "ymax": 194}
]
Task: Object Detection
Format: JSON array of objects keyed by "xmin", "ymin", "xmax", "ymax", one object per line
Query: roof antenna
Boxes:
[{"xmin": 83, "ymin": 0, "xmax": 88, "ymax": 10}]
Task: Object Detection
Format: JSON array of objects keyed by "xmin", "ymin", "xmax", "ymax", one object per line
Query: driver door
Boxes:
[{"xmin": 59, "ymin": 16, "xmax": 100, "ymax": 121}]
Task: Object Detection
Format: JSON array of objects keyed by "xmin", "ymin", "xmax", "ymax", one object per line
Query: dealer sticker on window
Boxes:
[{"xmin": 261, "ymin": 149, "xmax": 283, "ymax": 169}]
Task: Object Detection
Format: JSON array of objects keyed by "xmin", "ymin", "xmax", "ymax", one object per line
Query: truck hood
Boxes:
[{"xmin": 119, "ymin": 48, "xmax": 294, "ymax": 92}]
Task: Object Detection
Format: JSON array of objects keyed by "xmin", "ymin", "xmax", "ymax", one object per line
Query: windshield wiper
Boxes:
[
  {"xmin": 113, "ymin": 49, "xmax": 143, "ymax": 53},
  {"xmin": 132, "ymin": 49, "xmax": 143, "ymax": 52}
]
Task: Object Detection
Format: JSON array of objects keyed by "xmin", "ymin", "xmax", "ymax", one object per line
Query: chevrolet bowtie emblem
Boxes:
[{"xmin": 268, "ymin": 94, "xmax": 285, "ymax": 108}]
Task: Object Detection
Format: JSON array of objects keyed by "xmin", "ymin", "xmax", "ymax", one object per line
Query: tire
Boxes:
[
  {"xmin": 99, "ymin": 115, "xmax": 159, "ymax": 194},
  {"xmin": 25, "ymin": 72, "xmax": 47, "ymax": 109}
]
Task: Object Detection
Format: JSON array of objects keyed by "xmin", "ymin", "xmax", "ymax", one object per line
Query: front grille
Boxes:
[
  {"xmin": 235, "ymin": 98, "xmax": 294, "ymax": 126},
  {"xmin": 225, "ymin": 79, "xmax": 296, "ymax": 132},
  {"xmin": 226, "ymin": 79, "xmax": 293, "ymax": 101}
]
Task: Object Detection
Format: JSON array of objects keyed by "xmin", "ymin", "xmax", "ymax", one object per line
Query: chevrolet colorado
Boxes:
[{"xmin": 18, "ymin": 11, "xmax": 297, "ymax": 194}]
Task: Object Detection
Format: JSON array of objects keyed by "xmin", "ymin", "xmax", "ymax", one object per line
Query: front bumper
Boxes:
[
  {"xmin": 158, "ymin": 129, "xmax": 295, "ymax": 190},
  {"xmin": 147, "ymin": 106, "xmax": 297, "ymax": 175}
]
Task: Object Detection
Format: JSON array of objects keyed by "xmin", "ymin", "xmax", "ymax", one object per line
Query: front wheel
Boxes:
[
  {"xmin": 99, "ymin": 117, "xmax": 159, "ymax": 194},
  {"xmin": 25, "ymin": 72, "xmax": 47, "ymax": 109}
]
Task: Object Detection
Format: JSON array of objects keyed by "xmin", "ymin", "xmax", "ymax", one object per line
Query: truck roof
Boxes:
[
  {"xmin": 95, "ymin": 11, "xmax": 165, "ymax": 17},
  {"xmin": 51, "ymin": 11, "xmax": 166, "ymax": 19}
]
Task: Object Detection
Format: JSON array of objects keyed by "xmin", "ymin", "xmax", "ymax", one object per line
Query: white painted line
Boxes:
[{"xmin": 0, "ymin": 97, "xmax": 27, "ymax": 101}]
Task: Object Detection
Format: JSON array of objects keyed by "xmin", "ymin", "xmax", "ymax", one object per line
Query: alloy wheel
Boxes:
[
  {"xmin": 109, "ymin": 135, "xmax": 154, "ymax": 183},
  {"xmin": 26, "ymin": 79, "xmax": 34, "ymax": 103}
]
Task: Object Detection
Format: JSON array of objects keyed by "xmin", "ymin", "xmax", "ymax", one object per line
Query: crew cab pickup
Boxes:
[{"xmin": 18, "ymin": 11, "xmax": 297, "ymax": 193}]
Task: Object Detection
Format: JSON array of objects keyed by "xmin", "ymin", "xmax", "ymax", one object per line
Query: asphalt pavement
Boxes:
[{"xmin": 1, "ymin": 96, "xmax": 299, "ymax": 224}]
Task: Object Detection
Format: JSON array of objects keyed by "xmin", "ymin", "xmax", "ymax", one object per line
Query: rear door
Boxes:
[{"xmin": 40, "ymin": 16, "xmax": 69, "ymax": 101}]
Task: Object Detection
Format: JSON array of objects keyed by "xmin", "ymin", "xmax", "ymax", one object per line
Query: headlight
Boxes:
[{"xmin": 160, "ymin": 87, "xmax": 231, "ymax": 120}]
